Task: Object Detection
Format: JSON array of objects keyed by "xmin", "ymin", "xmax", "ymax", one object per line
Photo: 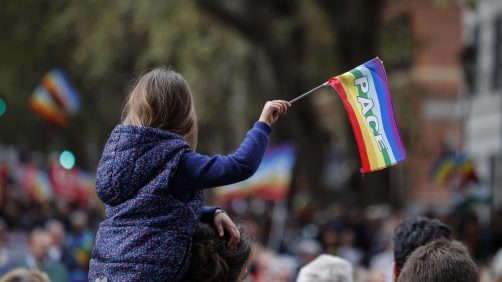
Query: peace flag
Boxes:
[{"xmin": 327, "ymin": 58, "xmax": 406, "ymax": 173}]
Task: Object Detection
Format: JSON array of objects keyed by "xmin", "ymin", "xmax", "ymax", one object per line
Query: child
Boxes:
[{"xmin": 88, "ymin": 68, "xmax": 290, "ymax": 281}]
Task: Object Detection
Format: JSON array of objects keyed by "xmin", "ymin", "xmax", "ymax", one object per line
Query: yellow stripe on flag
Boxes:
[{"xmin": 338, "ymin": 72, "xmax": 386, "ymax": 168}]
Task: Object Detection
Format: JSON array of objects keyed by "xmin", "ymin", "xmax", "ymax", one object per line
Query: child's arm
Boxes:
[{"xmin": 170, "ymin": 100, "xmax": 290, "ymax": 198}]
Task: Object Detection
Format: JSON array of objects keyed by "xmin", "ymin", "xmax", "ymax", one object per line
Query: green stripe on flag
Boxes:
[{"xmin": 351, "ymin": 69, "xmax": 391, "ymax": 166}]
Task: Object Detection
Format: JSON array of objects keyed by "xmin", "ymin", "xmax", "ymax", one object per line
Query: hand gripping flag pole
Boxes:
[{"xmin": 289, "ymin": 82, "xmax": 329, "ymax": 104}]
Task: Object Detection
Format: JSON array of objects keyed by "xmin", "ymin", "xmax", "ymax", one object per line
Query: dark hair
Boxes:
[
  {"xmin": 185, "ymin": 223, "xmax": 251, "ymax": 282},
  {"xmin": 393, "ymin": 217, "xmax": 451, "ymax": 272},
  {"xmin": 397, "ymin": 240, "xmax": 479, "ymax": 282}
]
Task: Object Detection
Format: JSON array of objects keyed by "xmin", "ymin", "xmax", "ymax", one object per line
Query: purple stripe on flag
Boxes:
[{"xmin": 372, "ymin": 59, "xmax": 406, "ymax": 160}]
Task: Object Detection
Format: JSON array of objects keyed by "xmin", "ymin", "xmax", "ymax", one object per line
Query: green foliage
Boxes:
[
  {"xmin": 377, "ymin": 15, "xmax": 414, "ymax": 71},
  {"xmin": 0, "ymin": 0, "xmax": 415, "ymax": 200}
]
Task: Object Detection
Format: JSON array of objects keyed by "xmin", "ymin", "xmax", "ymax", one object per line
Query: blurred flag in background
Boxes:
[
  {"xmin": 215, "ymin": 144, "xmax": 295, "ymax": 203},
  {"xmin": 29, "ymin": 69, "xmax": 80, "ymax": 127}
]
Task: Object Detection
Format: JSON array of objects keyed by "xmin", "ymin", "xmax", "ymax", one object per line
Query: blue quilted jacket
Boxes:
[{"xmin": 89, "ymin": 122, "xmax": 271, "ymax": 282}]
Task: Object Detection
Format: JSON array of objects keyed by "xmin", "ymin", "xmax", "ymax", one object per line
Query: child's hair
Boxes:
[{"xmin": 122, "ymin": 68, "xmax": 198, "ymax": 149}]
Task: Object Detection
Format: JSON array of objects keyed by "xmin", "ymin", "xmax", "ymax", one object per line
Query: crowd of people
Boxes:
[
  {"xmin": 0, "ymin": 201, "xmax": 96, "ymax": 282},
  {"xmin": 186, "ymin": 214, "xmax": 502, "ymax": 282},
  {"xmin": 1, "ymin": 192, "xmax": 502, "ymax": 281},
  {"xmin": 1, "ymin": 69, "xmax": 502, "ymax": 282},
  {"xmin": 219, "ymin": 204, "xmax": 502, "ymax": 282}
]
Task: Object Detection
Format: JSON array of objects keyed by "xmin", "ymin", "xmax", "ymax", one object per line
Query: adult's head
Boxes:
[
  {"xmin": 393, "ymin": 217, "xmax": 451, "ymax": 279},
  {"xmin": 69, "ymin": 210, "xmax": 88, "ymax": 233},
  {"xmin": 29, "ymin": 229, "xmax": 52, "ymax": 264},
  {"xmin": 0, "ymin": 268, "xmax": 50, "ymax": 282},
  {"xmin": 297, "ymin": 254, "xmax": 353, "ymax": 282},
  {"xmin": 186, "ymin": 223, "xmax": 251, "ymax": 282},
  {"xmin": 397, "ymin": 239, "xmax": 478, "ymax": 282},
  {"xmin": 45, "ymin": 219, "xmax": 65, "ymax": 247}
]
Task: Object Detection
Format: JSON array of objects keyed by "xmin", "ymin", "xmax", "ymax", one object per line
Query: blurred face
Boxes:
[
  {"xmin": 340, "ymin": 230, "xmax": 355, "ymax": 246},
  {"xmin": 268, "ymin": 268, "xmax": 291, "ymax": 282},
  {"xmin": 322, "ymin": 229, "xmax": 338, "ymax": 246},
  {"xmin": 30, "ymin": 232, "xmax": 52, "ymax": 260},
  {"xmin": 49, "ymin": 225, "xmax": 65, "ymax": 246}
]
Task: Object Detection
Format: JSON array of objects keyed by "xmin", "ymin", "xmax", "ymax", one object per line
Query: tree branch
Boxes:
[{"xmin": 196, "ymin": 0, "xmax": 270, "ymax": 47}]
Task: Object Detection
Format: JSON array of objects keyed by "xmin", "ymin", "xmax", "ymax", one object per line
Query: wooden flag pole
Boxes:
[{"xmin": 289, "ymin": 82, "xmax": 329, "ymax": 104}]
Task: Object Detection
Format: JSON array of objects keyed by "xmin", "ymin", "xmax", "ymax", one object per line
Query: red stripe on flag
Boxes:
[{"xmin": 327, "ymin": 77, "xmax": 371, "ymax": 172}]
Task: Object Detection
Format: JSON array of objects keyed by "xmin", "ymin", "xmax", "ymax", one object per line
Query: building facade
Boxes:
[{"xmin": 464, "ymin": 0, "xmax": 502, "ymax": 208}]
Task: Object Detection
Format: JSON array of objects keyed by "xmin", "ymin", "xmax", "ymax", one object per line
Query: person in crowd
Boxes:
[
  {"xmin": 185, "ymin": 223, "xmax": 252, "ymax": 282},
  {"xmin": 295, "ymin": 238, "xmax": 322, "ymax": 270},
  {"xmin": 0, "ymin": 268, "xmax": 49, "ymax": 282},
  {"xmin": 66, "ymin": 211, "xmax": 93, "ymax": 282},
  {"xmin": 392, "ymin": 217, "xmax": 451, "ymax": 281},
  {"xmin": 19, "ymin": 229, "xmax": 68, "ymax": 282},
  {"xmin": 45, "ymin": 219, "xmax": 78, "ymax": 272},
  {"xmin": 89, "ymin": 68, "xmax": 290, "ymax": 281},
  {"xmin": 337, "ymin": 228, "xmax": 363, "ymax": 266},
  {"xmin": 249, "ymin": 247, "xmax": 276, "ymax": 282},
  {"xmin": 296, "ymin": 254, "xmax": 353, "ymax": 282},
  {"xmin": 0, "ymin": 219, "xmax": 15, "ymax": 276},
  {"xmin": 397, "ymin": 239, "xmax": 479, "ymax": 282},
  {"xmin": 264, "ymin": 256, "xmax": 296, "ymax": 282}
]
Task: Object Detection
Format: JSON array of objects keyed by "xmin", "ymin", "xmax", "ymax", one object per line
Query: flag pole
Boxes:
[{"xmin": 289, "ymin": 82, "xmax": 329, "ymax": 104}]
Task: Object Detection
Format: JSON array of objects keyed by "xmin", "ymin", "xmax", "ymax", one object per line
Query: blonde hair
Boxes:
[
  {"xmin": 122, "ymin": 68, "xmax": 198, "ymax": 149},
  {"xmin": 0, "ymin": 268, "xmax": 50, "ymax": 282}
]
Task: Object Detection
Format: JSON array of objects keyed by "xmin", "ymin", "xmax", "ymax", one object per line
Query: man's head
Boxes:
[
  {"xmin": 393, "ymin": 217, "xmax": 451, "ymax": 278},
  {"xmin": 297, "ymin": 254, "xmax": 353, "ymax": 282},
  {"xmin": 45, "ymin": 219, "xmax": 65, "ymax": 247},
  {"xmin": 397, "ymin": 239, "xmax": 478, "ymax": 282},
  {"xmin": 70, "ymin": 211, "xmax": 88, "ymax": 232},
  {"xmin": 29, "ymin": 229, "xmax": 52, "ymax": 262}
]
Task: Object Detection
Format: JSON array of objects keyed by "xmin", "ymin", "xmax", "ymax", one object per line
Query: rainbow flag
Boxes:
[
  {"xmin": 29, "ymin": 69, "xmax": 80, "ymax": 127},
  {"xmin": 41, "ymin": 69, "xmax": 81, "ymax": 114},
  {"xmin": 19, "ymin": 165, "xmax": 53, "ymax": 203},
  {"xmin": 214, "ymin": 144, "xmax": 295, "ymax": 203},
  {"xmin": 327, "ymin": 58, "xmax": 406, "ymax": 173},
  {"xmin": 29, "ymin": 85, "xmax": 68, "ymax": 127},
  {"xmin": 431, "ymin": 151, "xmax": 478, "ymax": 188}
]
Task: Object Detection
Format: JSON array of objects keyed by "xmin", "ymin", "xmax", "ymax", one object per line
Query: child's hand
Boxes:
[
  {"xmin": 259, "ymin": 100, "xmax": 291, "ymax": 126},
  {"xmin": 213, "ymin": 209, "xmax": 240, "ymax": 249}
]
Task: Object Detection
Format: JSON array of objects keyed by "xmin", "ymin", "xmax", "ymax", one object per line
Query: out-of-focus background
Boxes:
[{"xmin": 1, "ymin": 0, "xmax": 502, "ymax": 281}]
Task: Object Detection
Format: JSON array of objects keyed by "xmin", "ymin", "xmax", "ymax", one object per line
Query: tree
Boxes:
[{"xmin": 0, "ymin": 0, "xmax": 415, "ymax": 206}]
